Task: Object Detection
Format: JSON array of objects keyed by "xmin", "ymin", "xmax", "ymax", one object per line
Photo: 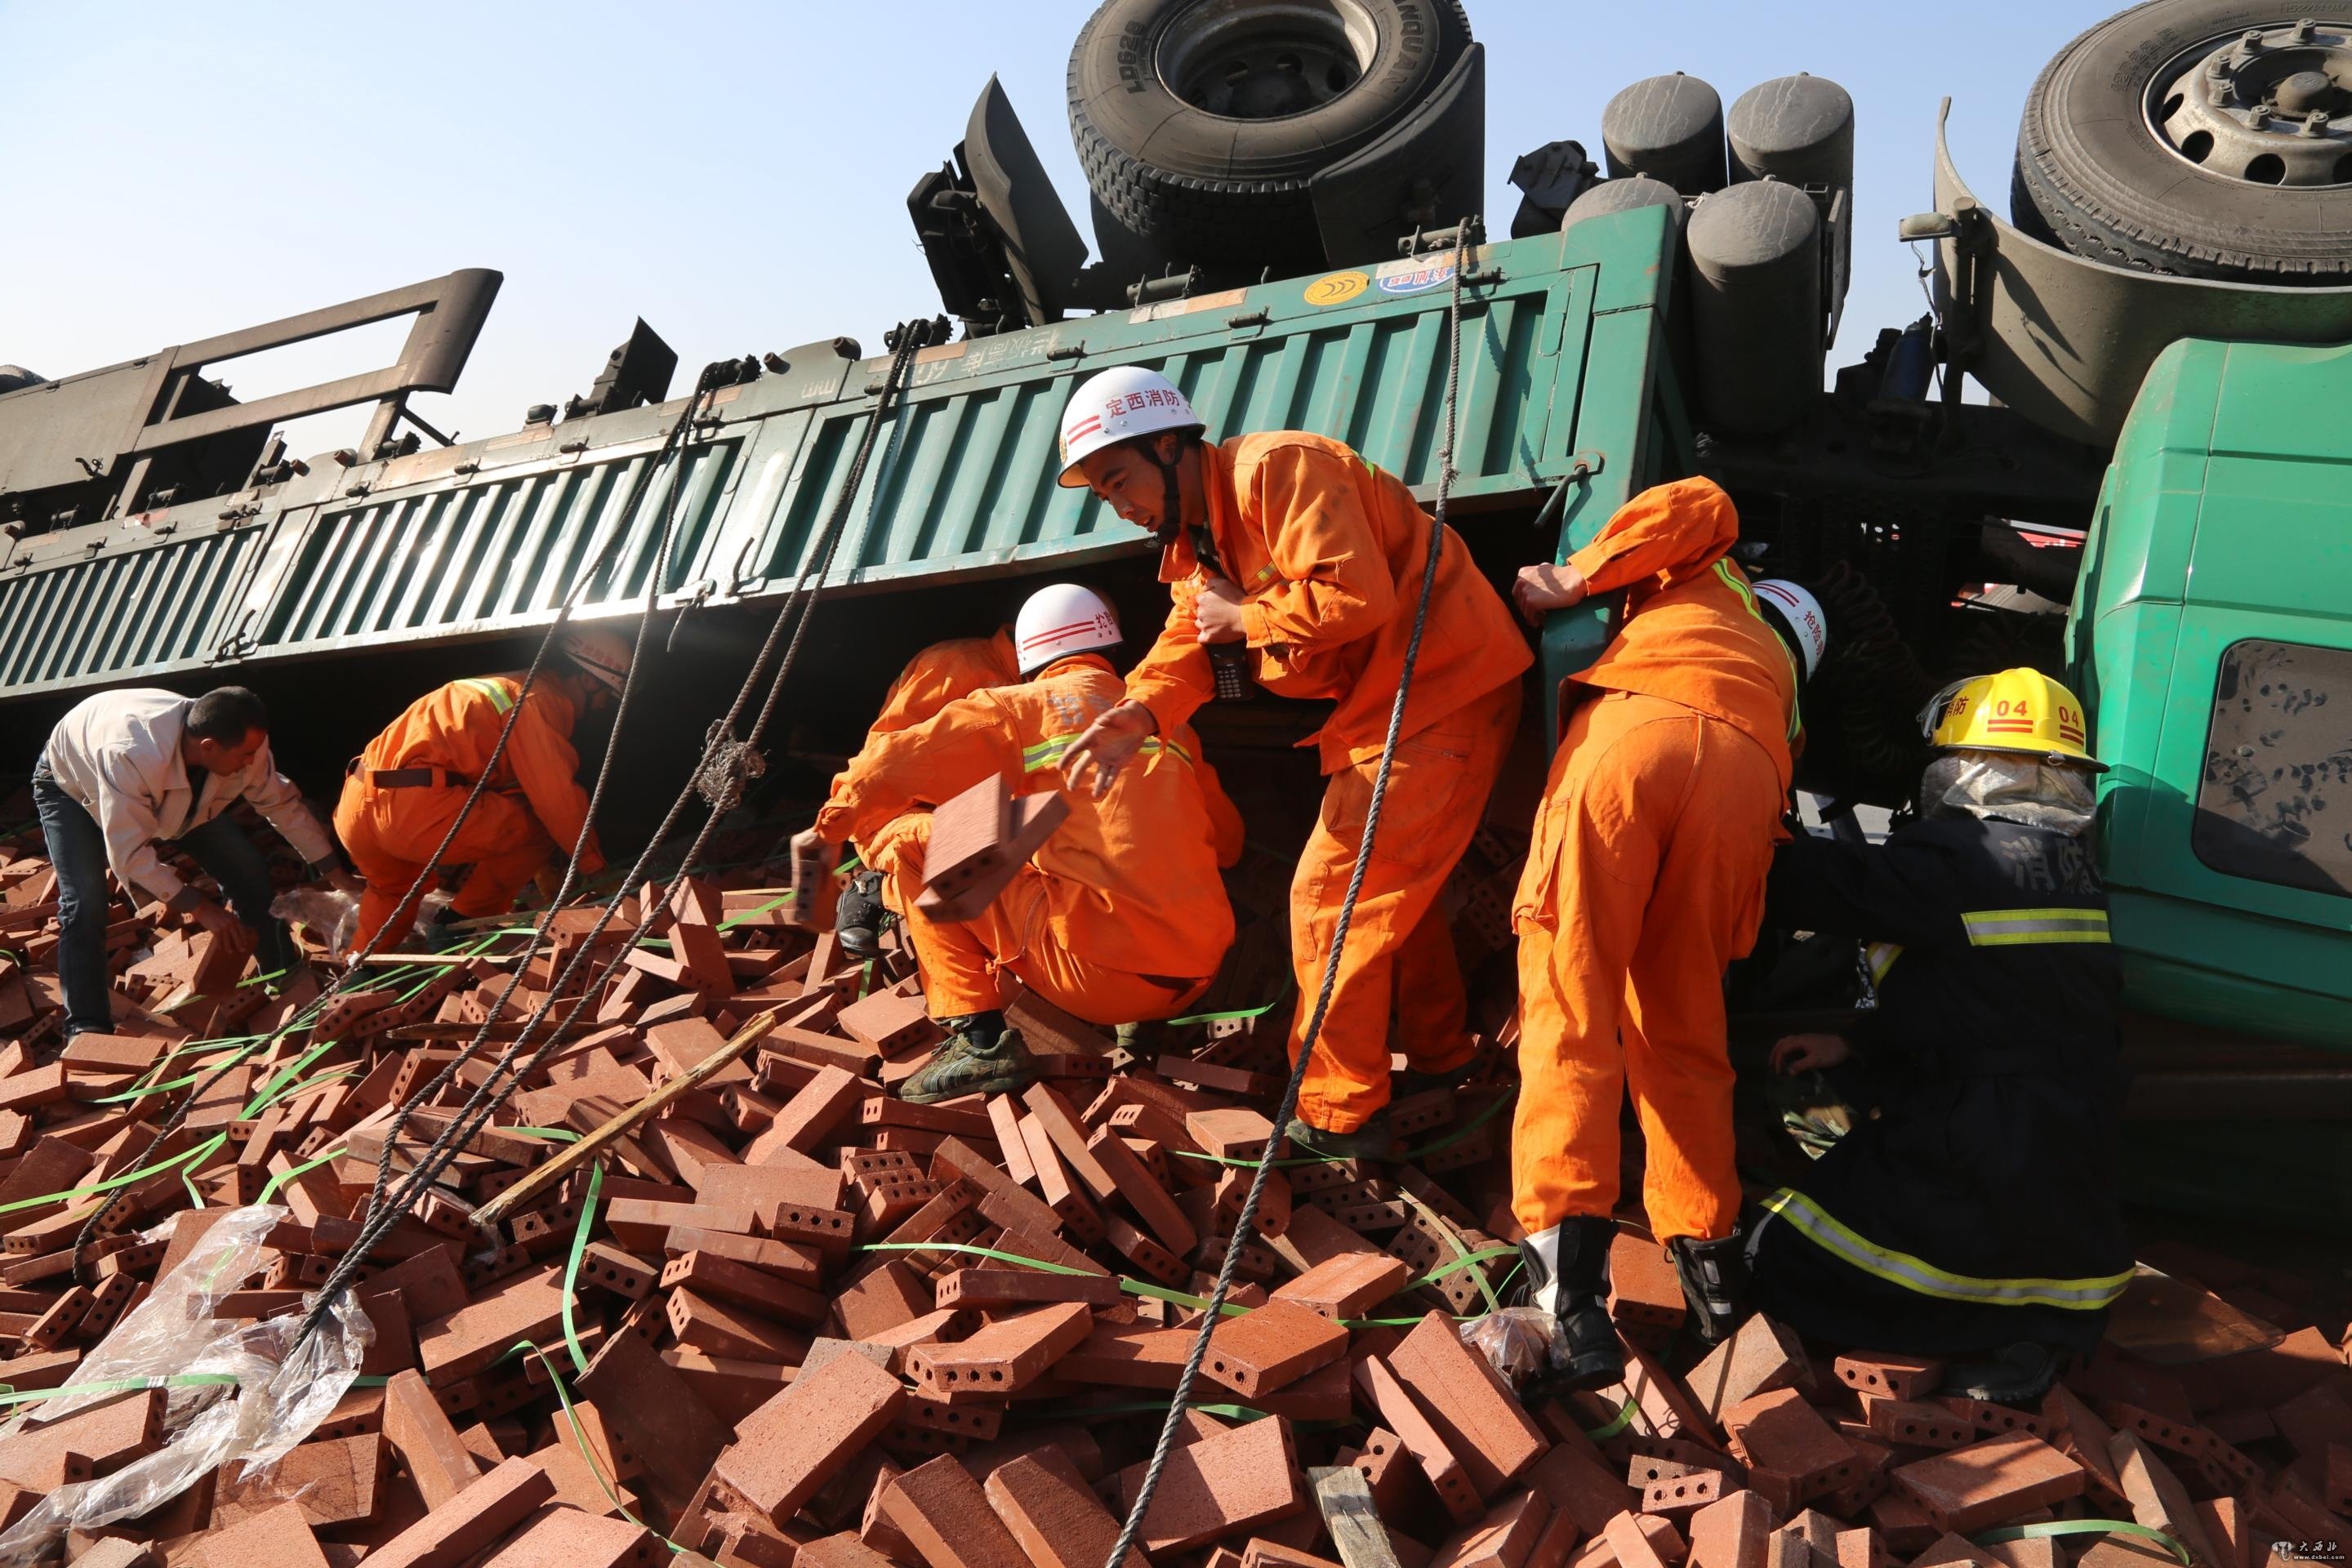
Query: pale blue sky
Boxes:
[{"xmin": 4, "ymin": 1, "xmax": 2115, "ymax": 459}]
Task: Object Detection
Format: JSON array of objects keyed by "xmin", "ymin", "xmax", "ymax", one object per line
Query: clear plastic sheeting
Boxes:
[
  {"xmin": 268, "ymin": 887, "xmax": 361, "ymax": 964},
  {"xmin": 1918, "ymin": 749, "xmax": 2097, "ymax": 836},
  {"xmin": 0, "ymin": 1205, "xmax": 370, "ymax": 1568},
  {"xmin": 1459, "ymin": 1304, "xmax": 1557, "ymax": 1388}
]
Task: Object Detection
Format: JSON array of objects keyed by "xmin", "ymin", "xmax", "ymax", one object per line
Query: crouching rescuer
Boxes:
[
  {"xmin": 335, "ymin": 626, "xmax": 632, "ymax": 950},
  {"xmin": 1508, "ymin": 476, "xmax": 1829, "ymax": 1386},
  {"xmin": 796, "ymin": 583, "xmax": 1239, "ymax": 1105},
  {"xmin": 1751, "ymin": 667, "xmax": 2131, "ymax": 1403},
  {"xmin": 1056, "ymin": 366, "xmax": 1529, "ymax": 1160}
]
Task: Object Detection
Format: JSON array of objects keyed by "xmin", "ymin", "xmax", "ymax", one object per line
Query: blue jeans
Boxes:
[{"xmin": 33, "ymin": 760, "xmax": 296, "ymax": 1036}]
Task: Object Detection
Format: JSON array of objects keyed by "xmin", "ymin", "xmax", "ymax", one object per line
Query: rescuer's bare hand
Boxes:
[
  {"xmin": 1061, "ymin": 701, "xmax": 1157, "ymax": 800},
  {"xmin": 1512, "ymin": 563, "xmax": 1588, "ymax": 626}
]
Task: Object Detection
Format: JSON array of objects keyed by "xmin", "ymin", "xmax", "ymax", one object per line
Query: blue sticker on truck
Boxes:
[{"xmin": 1375, "ymin": 257, "xmax": 1458, "ymax": 295}]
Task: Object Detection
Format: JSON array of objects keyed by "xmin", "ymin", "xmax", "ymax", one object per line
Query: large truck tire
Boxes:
[
  {"xmin": 1069, "ymin": 0, "xmax": 1475, "ymax": 276},
  {"xmin": 2014, "ymin": 0, "xmax": 2352, "ymax": 283}
]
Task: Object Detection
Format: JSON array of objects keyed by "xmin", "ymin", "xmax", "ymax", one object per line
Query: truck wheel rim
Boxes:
[
  {"xmin": 1157, "ymin": 0, "xmax": 1379, "ymax": 122},
  {"xmin": 2146, "ymin": 17, "xmax": 2352, "ymax": 187}
]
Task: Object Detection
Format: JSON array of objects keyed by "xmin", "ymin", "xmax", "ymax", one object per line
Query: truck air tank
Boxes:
[
  {"xmin": 1561, "ymin": 175, "xmax": 1687, "ymax": 234},
  {"xmin": 1726, "ymin": 74, "xmax": 1854, "ymax": 190},
  {"xmin": 1600, "ymin": 74, "xmax": 1727, "ymax": 195},
  {"xmin": 1686, "ymin": 178, "xmax": 1821, "ymax": 435}
]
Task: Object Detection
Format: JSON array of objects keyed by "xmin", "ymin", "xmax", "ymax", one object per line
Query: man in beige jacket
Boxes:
[{"xmin": 35, "ymin": 685, "xmax": 352, "ymax": 1038}]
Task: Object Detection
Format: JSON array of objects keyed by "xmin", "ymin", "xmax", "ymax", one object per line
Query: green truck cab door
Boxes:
[{"xmin": 2069, "ymin": 339, "xmax": 2352, "ymax": 1050}]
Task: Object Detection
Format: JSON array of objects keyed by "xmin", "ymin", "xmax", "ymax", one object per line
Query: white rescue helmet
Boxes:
[
  {"xmin": 1013, "ymin": 583, "xmax": 1122, "ymax": 675},
  {"xmin": 1752, "ymin": 578, "xmax": 1829, "ymax": 680},
  {"xmin": 1055, "ymin": 366, "xmax": 1203, "ymax": 488},
  {"xmin": 557, "ymin": 625, "xmax": 635, "ymax": 697}
]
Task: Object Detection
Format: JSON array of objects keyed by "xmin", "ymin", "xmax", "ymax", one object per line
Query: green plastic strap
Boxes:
[
  {"xmin": 509, "ymin": 1339, "xmax": 683, "ymax": 1554},
  {"xmin": 0, "ymin": 1373, "xmax": 240, "ymax": 1408},
  {"xmin": 0, "ymin": 1132, "xmax": 226, "ymax": 1216},
  {"xmin": 1974, "ymin": 1523, "xmax": 2189, "ymax": 1566},
  {"xmin": 718, "ymin": 893, "xmax": 795, "ymax": 931},
  {"xmin": 1585, "ymin": 1396, "xmax": 1640, "ymax": 1441},
  {"xmin": 1165, "ymin": 994, "xmax": 1287, "ymax": 1027},
  {"xmin": 563, "ymin": 1163, "xmax": 605, "ymax": 1377},
  {"xmin": 1074, "ymin": 1401, "xmax": 1269, "ymax": 1422},
  {"xmin": 96, "ymin": 1040, "xmax": 266, "ymax": 1104},
  {"xmin": 1410, "ymin": 1243, "xmax": 1516, "ymax": 1290},
  {"xmin": 259, "ymin": 1146, "xmax": 348, "ymax": 1203},
  {"xmin": 509, "ymin": 1127, "xmax": 583, "ymax": 1142},
  {"xmin": 860, "ymin": 1241, "xmax": 1089, "ymax": 1276}
]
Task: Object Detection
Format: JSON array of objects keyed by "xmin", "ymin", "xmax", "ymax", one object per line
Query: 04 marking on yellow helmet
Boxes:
[{"xmin": 1303, "ymin": 271, "xmax": 1370, "ymax": 307}]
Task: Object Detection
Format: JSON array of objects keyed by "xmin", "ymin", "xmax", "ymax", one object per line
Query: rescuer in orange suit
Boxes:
[
  {"xmin": 795, "ymin": 582, "xmax": 1237, "ymax": 1104},
  {"xmin": 822, "ymin": 619, "xmax": 1245, "ymax": 960},
  {"xmin": 1054, "ymin": 366, "xmax": 1530, "ymax": 1160},
  {"xmin": 335, "ymin": 626, "xmax": 633, "ymax": 951},
  {"xmin": 823, "ymin": 627, "xmax": 1022, "ymax": 957},
  {"xmin": 1508, "ymin": 475, "xmax": 1832, "ymax": 1387}
]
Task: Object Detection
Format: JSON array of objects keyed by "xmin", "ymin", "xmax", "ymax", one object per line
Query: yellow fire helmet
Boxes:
[{"xmin": 1919, "ymin": 666, "xmax": 2105, "ymax": 772}]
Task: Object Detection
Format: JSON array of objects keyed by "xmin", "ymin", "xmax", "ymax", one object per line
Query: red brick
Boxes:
[
  {"xmin": 1833, "ymin": 1353, "xmax": 1944, "ymax": 1403},
  {"xmin": 416, "ymin": 1269, "xmax": 568, "ymax": 1385},
  {"xmin": 668, "ymin": 1285, "xmax": 807, "ymax": 1361},
  {"xmin": 1606, "ymin": 1512, "xmax": 1690, "ymax": 1568},
  {"xmin": 1864, "ymin": 1401, "xmax": 1974, "ymax": 1451},
  {"xmin": 1688, "ymin": 1491, "xmax": 1775, "ymax": 1568},
  {"xmin": 1723, "ymin": 1390, "xmax": 1860, "ymax": 1504},
  {"xmin": 878, "ymin": 1454, "xmax": 1031, "ymax": 1568},
  {"xmin": 1646, "ymin": 1469, "xmax": 1730, "ymax": 1519},
  {"xmin": 1891, "ymin": 1433, "xmax": 2086, "ymax": 1534},
  {"xmin": 838, "ymin": 990, "xmax": 944, "ymax": 1058},
  {"xmin": 933, "ymin": 1267, "xmax": 1121, "ymax": 1310},
  {"xmin": 749, "ymin": 1065, "xmax": 865, "ymax": 1156},
  {"xmin": 2041, "ymin": 1384, "xmax": 2128, "ymax": 1502},
  {"xmin": 665, "ymin": 1227, "xmax": 825, "ymax": 1289},
  {"xmin": 1689, "ymin": 1317, "xmax": 1811, "ymax": 1423},
  {"xmin": 1202, "ymin": 1299, "xmax": 1352, "ymax": 1398},
  {"xmin": 1115, "ymin": 1411, "xmax": 1307, "ymax": 1554},
  {"xmin": 708, "ymin": 1352, "xmax": 908, "ymax": 1526},
  {"xmin": 1529, "ymin": 1443, "xmax": 1642, "ymax": 1537},
  {"xmin": 662, "ymin": 1250, "xmax": 827, "ymax": 1325},
  {"xmin": 1365, "ymin": 1355, "xmax": 1484, "ymax": 1525},
  {"xmin": 196, "ymin": 1501, "xmax": 329, "ymax": 1568},
  {"xmin": 1272, "ymin": 1253, "xmax": 1410, "ymax": 1320},
  {"xmin": 1608, "ymin": 1234, "xmax": 1686, "ymax": 1334},
  {"xmin": 985, "ymin": 1452, "xmax": 1148, "ymax": 1568},
  {"xmin": 903, "ymin": 1301, "xmax": 1093, "ymax": 1394},
  {"xmin": 479, "ymin": 1507, "xmax": 661, "ymax": 1568},
  {"xmin": 800, "ymin": 1535, "xmax": 898, "ymax": 1568},
  {"xmin": 381, "ymin": 1369, "xmax": 481, "ymax": 1511},
  {"xmin": 2111, "ymin": 1432, "xmax": 2222, "ymax": 1568},
  {"xmin": 1387, "ymin": 1309, "xmax": 1549, "ymax": 1499},
  {"xmin": 577, "ymin": 1324, "xmax": 732, "ymax": 1512},
  {"xmin": 1432, "ymin": 1489, "xmax": 1556, "ymax": 1568},
  {"xmin": 1086, "ymin": 1122, "xmax": 1198, "ymax": 1255},
  {"xmin": 0, "ymin": 1386, "xmax": 162, "ymax": 1488},
  {"xmin": 1060, "ymin": 1321, "xmax": 1197, "ymax": 1388}
]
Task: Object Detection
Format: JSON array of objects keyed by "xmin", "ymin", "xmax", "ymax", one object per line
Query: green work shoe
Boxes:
[
  {"xmin": 1282, "ymin": 1111, "xmax": 1398, "ymax": 1163},
  {"xmin": 899, "ymin": 1020, "xmax": 1040, "ymax": 1105}
]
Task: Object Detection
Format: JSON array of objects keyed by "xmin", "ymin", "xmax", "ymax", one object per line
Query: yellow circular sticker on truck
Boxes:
[{"xmin": 1303, "ymin": 270, "xmax": 1370, "ymax": 307}]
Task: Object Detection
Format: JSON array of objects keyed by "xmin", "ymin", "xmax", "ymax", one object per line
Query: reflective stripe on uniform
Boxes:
[
  {"xmin": 457, "ymin": 677, "xmax": 516, "ymax": 715},
  {"xmin": 1022, "ymin": 734, "xmax": 1194, "ymax": 774},
  {"xmin": 1864, "ymin": 942, "xmax": 1903, "ymax": 987},
  {"xmin": 1712, "ymin": 559, "xmax": 1802, "ymax": 742},
  {"xmin": 1961, "ymin": 907, "xmax": 2111, "ymax": 947},
  {"xmin": 1761, "ymin": 1188, "xmax": 2132, "ymax": 1311}
]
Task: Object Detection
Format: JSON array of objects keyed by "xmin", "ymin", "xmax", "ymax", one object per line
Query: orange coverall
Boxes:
[
  {"xmin": 1512, "ymin": 476, "xmax": 1799, "ymax": 1244},
  {"xmin": 335, "ymin": 676, "xmax": 604, "ymax": 949},
  {"xmin": 827, "ymin": 630, "xmax": 1244, "ymax": 872},
  {"xmin": 1124, "ymin": 432, "xmax": 1530, "ymax": 1134},
  {"xmin": 815, "ymin": 653, "xmax": 1236, "ymax": 1025}
]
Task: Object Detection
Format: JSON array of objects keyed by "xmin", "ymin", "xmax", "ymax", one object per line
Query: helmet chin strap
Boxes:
[{"xmin": 1151, "ymin": 449, "xmax": 1186, "ymax": 548}]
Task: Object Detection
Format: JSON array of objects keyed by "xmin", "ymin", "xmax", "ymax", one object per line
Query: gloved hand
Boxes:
[{"xmin": 1060, "ymin": 701, "xmax": 1157, "ymax": 801}]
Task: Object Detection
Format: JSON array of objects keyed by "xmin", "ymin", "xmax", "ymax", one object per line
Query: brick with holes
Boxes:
[{"xmin": 902, "ymin": 1301, "xmax": 1094, "ymax": 1395}]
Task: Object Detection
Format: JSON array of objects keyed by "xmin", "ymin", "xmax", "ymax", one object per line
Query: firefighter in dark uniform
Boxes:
[{"xmin": 1749, "ymin": 667, "xmax": 2132, "ymax": 1405}]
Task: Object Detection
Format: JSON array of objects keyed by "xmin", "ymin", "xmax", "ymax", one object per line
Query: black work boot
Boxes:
[
  {"xmin": 898, "ymin": 1013, "xmax": 1038, "ymax": 1104},
  {"xmin": 1521, "ymin": 1216, "xmax": 1624, "ymax": 1391},
  {"xmin": 1283, "ymin": 1111, "xmax": 1399, "ymax": 1163},
  {"xmin": 833, "ymin": 869, "xmax": 892, "ymax": 959},
  {"xmin": 1941, "ymin": 1342, "xmax": 2067, "ymax": 1405},
  {"xmin": 1668, "ymin": 1228, "xmax": 1749, "ymax": 1346}
]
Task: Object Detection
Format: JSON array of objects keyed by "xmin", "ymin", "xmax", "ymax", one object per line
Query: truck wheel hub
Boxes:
[
  {"xmin": 2151, "ymin": 19, "xmax": 2352, "ymax": 186},
  {"xmin": 1158, "ymin": 0, "xmax": 1376, "ymax": 120}
]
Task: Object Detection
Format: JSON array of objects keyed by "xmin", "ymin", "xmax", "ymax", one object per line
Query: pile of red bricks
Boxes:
[{"xmin": 0, "ymin": 812, "xmax": 2347, "ymax": 1568}]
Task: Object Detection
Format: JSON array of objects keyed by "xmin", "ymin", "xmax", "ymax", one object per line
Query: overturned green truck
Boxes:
[{"xmin": 2, "ymin": 0, "xmax": 2346, "ymax": 1220}]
